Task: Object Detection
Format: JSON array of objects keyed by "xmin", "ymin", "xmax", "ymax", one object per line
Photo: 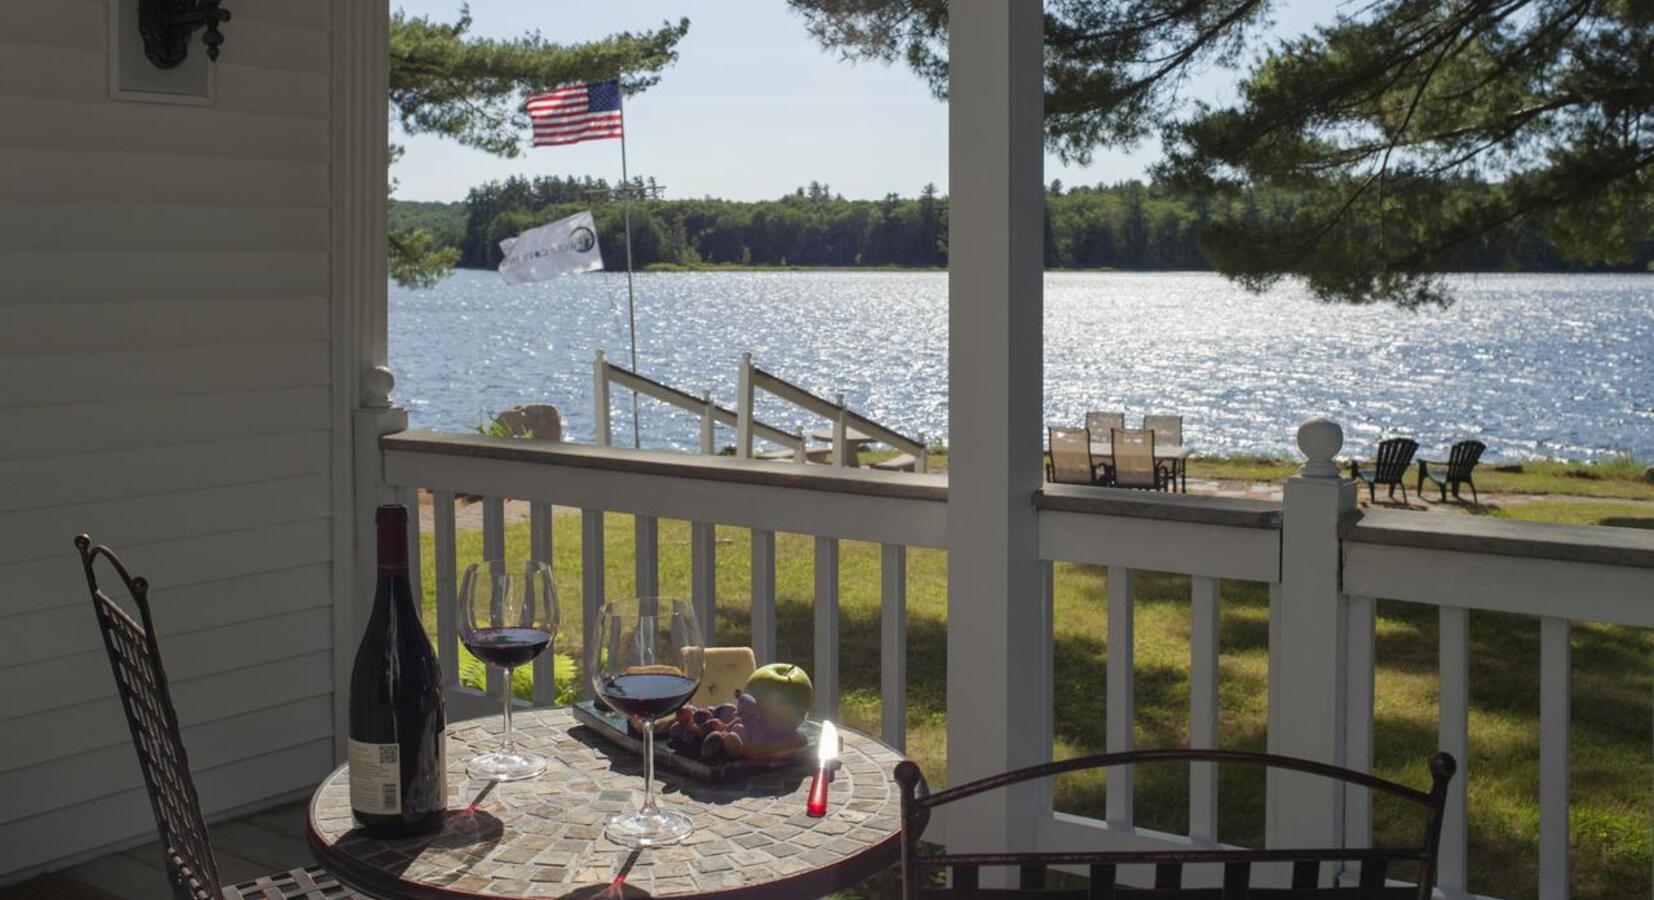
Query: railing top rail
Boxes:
[
  {"xmin": 1038, "ymin": 484, "xmax": 1282, "ymax": 531},
  {"xmin": 383, "ymin": 430, "xmax": 946, "ymax": 501},
  {"xmin": 601, "ymin": 359, "xmax": 802, "ymax": 449},
  {"xmin": 1344, "ymin": 507, "xmax": 1654, "ymax": 569},
  {"xmin": 749, "ymin": 365, "xmax": 925, "ymax": 455}
]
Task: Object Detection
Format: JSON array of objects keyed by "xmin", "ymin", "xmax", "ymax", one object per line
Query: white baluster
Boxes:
[
  {"xmin": 750, "ymin": 531, "xmax": 777, "ymax": 664},
  {"xmin": 580, "ymin": 509, "xmax": 606, "ymax": 698},
  {"xmin": 1107, "ymin": 566, "xmax": 1135, "ymax": 828},
  {"xmin": 736, "ymin": 353, "xmax": 754, "ymax": 459},
  {"xmin": 814, "ymin": 536, "xmax": 840, "ymax": 720},
  {"xmin": 1438, "ymin": 605, "xmax": 1470, "ymax": 894},
  {"xmin": 433, "ymin": 491, "xmax": 459, "ymax": 694},
  {"xmin": 1539, "ymin": 616, "xmax": 1571, "ymax": 900},
  {"xmin": 692, "ymin": 389, "xmax": 718, "ymax": 641},
  {"xmin": 880, "ymin": 544, "xmax": 907, "ymax": 749},
  {"xmin": 1343, "ymin": 594, "xmax": 1377, "ymax": 879},
  {"xmin": 530, "ymin": 501, "xmax": 555, "ymax": 706},
  {"xmin": 398, "ymin": 485, "xmax": 423, "ymax": 625},
  {"xmin": 482, "ymin": 497, "xmax": 506, "ymax": 698},
  {"xmin": 832, "ymin": 393, "xmax": 849, "ymax": 467},
  {"xmin": 1189, "ymin": 575, "xmax": 1220, "ymax": 844},
  {"xmin": 635, "ymin": 515, "xmax": 659, "ymax": 601},
  {"xmin": 593, "ymin": 349, "xmax": 611, "ymax": 448}
]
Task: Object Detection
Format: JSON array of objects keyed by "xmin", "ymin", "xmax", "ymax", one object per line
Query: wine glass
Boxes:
[
  {"xmin": 592, "ymin": 597, "xmax": 705, "ymax": 848},
  {"xmin": 457, "ymin": 558, "xmax": 558, "ymax": 782}
]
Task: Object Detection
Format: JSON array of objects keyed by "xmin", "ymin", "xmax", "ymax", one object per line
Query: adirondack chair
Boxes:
[
  {"xmin": 1418, "ymin": 440, "xmax": 1486, "ymax": 505},
  {"xmin": 1350, "ymin": 437, "xmax": 1420, "ymax": 503}
]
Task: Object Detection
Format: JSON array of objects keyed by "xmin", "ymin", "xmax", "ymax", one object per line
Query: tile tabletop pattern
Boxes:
[{"xmin": 309, "ymin": 708, "xmax": 906, "ymax": 898}]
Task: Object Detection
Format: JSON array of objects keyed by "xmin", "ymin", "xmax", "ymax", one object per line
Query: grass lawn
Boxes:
[{"xmin": 419, "ymin": 508, "xmax": 1650, "ymax": 899}]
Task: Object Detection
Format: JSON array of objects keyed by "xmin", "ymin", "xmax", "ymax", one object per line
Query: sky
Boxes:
[{"xmin": 391, "ymin": 1, "xmax": 1326, "ymax": 203}]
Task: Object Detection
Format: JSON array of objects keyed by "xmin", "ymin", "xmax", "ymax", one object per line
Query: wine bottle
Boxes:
[{"xmin": 349, "ymin": 504, "xmax": 447, "ymax": 836}]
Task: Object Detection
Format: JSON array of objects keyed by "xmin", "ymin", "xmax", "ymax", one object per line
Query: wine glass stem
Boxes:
[
  {"xmin": 501, "ymin": 666, "xmax": 515, "ymax": 754},
  {"xmin": 641, "ymin": 720, "xmax": 658, "ymax": 814}
]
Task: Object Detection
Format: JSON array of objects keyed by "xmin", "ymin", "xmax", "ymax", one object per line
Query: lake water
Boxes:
[{"xmin": 390, "ymin": 270, "xmax": 1653, "ymax": 461}]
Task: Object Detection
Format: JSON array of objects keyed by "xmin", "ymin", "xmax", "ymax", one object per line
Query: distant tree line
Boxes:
[{"xmin": 391, "ymin": 175, "xmax": 1652, "ymax": 275}]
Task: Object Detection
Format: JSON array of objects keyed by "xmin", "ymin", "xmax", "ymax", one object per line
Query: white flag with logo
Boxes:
[{"xmin": 496, "ymin": 210, "xmax": 603, "ymax": 285}]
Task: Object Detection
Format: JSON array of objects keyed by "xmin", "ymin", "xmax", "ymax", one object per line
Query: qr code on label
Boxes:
[{"xmin": 378, "ymin": 746, "xmax": 397, "ymax": 764}]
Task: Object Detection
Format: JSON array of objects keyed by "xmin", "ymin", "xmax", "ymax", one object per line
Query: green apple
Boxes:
[{"xmin": 743, "ymin": 663, "xmax": 813, "ymax": 732}]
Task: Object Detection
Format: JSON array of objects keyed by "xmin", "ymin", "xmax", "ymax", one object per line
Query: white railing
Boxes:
[{"xmin": 372, "ymin": 421, "xmax": 1654, "ymax": 899}]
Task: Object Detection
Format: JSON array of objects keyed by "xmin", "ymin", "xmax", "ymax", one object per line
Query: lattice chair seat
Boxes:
[
  {"xmin": 75, "ymin": 535, "xmax": 368, "ymax": 900},
  {"xmin": 224, "ymin": 864, "xmax": 360, "ymax": 899}
]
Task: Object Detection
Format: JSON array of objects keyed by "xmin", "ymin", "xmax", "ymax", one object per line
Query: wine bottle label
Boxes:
[{"xmin": 348, "ymin": 740, "xmax": 401, "ymax": 815}]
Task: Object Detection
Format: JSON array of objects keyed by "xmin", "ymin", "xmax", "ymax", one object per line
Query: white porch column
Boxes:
[
  {"xmin": 1268, "ymin": 419, "xmax": 1357, "ymax": 874},
  {"xmin": 330, "ymin": 0, "xmax": 392, "ymax": 760},
  {"xmin": 946, "ymin": 0, "xmax": 1047, "ymax": 860}
]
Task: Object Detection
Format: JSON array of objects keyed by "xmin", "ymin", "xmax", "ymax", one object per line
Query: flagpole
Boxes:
[{"xmin": 617, "ymin": 82, "xmax": 641, "ymax": 449}]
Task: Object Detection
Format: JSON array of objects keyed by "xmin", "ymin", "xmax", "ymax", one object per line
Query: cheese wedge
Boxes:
[{"xmin": 681, "ymin": 646, "xmax": 757, "ymax": 708}]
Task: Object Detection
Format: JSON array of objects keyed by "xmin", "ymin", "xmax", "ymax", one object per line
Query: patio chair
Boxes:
[
  {"xmin": 1417, "ymin": 440, "xmax": 1486, "ymax": 505},
  {"xmin": 1110, "ymin": 427, "xmax": 1173, "ymax": 491},
  {"xmin": 1085, "ymin": 411, "xmax": 1125, "ymax": 437},
  {"xmin": 894, "ymin": 748, "xmax": 1456, "ymax": 899},
  {"xmin": 1046, "ymin": 426, "xmax": 1104, "ymax": 485},
  {"xmin": 1350, "ymin": 437, "xmax": 1420, "ymax": 503},
  {"xmin": 75, "ymin": 535, "xmax": 366, "ymax": 900},
  {"xmin": 1143, "ymin": 414, "xmax": 1186, "ymax": 492}
]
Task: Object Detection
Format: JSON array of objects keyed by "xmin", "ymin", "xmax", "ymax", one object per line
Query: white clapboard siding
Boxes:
[
  {"xmin": 0, "ymin": 562, "xmax": 332, "ymax": 667},
  {"xmin": 0, "ymin": 431, "xmax": 329, "ymax": 511},
  {"xmin": 0, "ymin": 97, "xmax": 329, "ymax": 162},
  {"xmin": 0, "ymin": 650, "xmax": 334, "ymax": 773},
  {"xmin": 0, "ymin": 1, "xmax": 339, "ymax": 879},
  {"xmin": 0, "ymin": 147, "xmax": 328, "ymax": 209},
  {"xmin": 0, "ymin": 251, "xmax": 328, "ymax": 303},
  {"xmin": 0, "ymin": 203, "xmax": 330, "ymax": 253},
  {"xmin": 0, "ymin": 298, "xmax": 329, "ymax": 355},
  {"xmin": 0, "ymin": 342, "xmax": 330, "ymax": 410},
  {"xmin": 1, "ymin": 387, "xmax": 331, "ymax": 459},
  {"xmin": 1, "ymin": 605, "xmax": 332, "ymax": 719},
  {"xmin": 2, "ymin": 519, "xmax": 333, "ymax": 619},
  {"xmin": 0, "ymin": 696, "xmax": 334, "ymax": 825},
  {"xmin": 0, "ymin": 739, "xmax": 334, "ymax": 876}
]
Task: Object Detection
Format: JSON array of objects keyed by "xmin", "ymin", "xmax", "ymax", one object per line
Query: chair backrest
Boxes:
[
  {"xmin": 1085, "ymin": 411, "xmax": 1125, "ymax": 436},
  {"xmin": 1111, "ymin": 427, "xmax": 1157, "ymax": 488},
  {"xmin": 75, "ymin": 535, "xmax": 222, "ymax": 900},
  {"xmin": 894, "ymin": 749, "xmax": 1456, "ymax": 900},
  {"xmin": 1047, "ymin": 427, "xmax": 1095, "ymax": 485},
  {"xmin": 1374, "ymin": 437, "xmax": 1420, "ymax": 482},
  {"xmin": 1142, "ymin": 414, "xmax": 1183, "ymax": 447},
  {"xmin": 1447, "ymin": 440, "xmax": 1485, "ymax": 480}
]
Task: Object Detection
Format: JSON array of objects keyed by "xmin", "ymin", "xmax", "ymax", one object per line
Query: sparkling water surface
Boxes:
[{"xmin": 391, "ymin": 270, "xmax": 1652, "ymax": 461}]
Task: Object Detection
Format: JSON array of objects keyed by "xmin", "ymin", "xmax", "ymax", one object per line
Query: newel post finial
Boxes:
[
  {"xmin": 362, "ymin": 365, "xmax": 395, "ymax": 409},
  {"xmin": 1296, "ymin": 418, "xmax": 1343, "ymax": 478}
]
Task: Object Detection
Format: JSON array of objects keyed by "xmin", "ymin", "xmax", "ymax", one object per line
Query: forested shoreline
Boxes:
[{"xmin": 390, "ymin": 176, "xmax": 1653, "ymax": 276}]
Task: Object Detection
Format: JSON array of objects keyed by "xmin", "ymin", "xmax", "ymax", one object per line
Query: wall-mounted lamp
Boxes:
[{"xmin": 139, "ymin": 0, "xmax": 230, "ymax": 69}]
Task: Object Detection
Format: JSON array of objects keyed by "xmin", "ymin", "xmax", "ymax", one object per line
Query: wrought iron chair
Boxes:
[
  {"xmin": 894, "ymin": 749, "xmax": 1456, "ymax": 899},
  {"xmin": 1085, "ymin": 411, "xmax": 1125, "ymax": 437},
  {"xmin": 1110, "ymin": 427, "xmax": 1173, "ymax": 491},
  {"xmin": 75, "ymin": 535, "xmax": 363, "ymax": 900},
  {"xmin": 1417, "ymin": 440, "xmax": 1485, "ymax": 505},
  {"xmin": 1047, "ymin": 427, "xmax": 1106, "ymax": 486},
  {"xmin": 1142, "ymin": 414, "xmax": 1186, "ymax": 493},
  {"xmin": 1349, "ymin": 438, "xmax": 1420, "ymax": 503}
]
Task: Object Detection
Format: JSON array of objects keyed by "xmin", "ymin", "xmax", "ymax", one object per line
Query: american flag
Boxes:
[{"xmin": 528, "ymin": 80, "xmax": 624, "ymax": 147}]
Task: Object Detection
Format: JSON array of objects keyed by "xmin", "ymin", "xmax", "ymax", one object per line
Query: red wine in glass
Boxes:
[
  {"xmin": 598, "ymin": 672, "xmax": 699, "ymax": 721},
  {"xmin": 464, "ymin": 627, "xmax": 552, "ymax": 670}
]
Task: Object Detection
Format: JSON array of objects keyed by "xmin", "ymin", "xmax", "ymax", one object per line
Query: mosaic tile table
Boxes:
[{"xmin": 307, "ymin": 708, "xmax": 906, "ymax": 899}]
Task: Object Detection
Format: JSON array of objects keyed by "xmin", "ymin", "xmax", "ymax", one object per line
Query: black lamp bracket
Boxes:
[{"xmin": 139, "ymin": 0, "xmax": 230, "ymax": 69}]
